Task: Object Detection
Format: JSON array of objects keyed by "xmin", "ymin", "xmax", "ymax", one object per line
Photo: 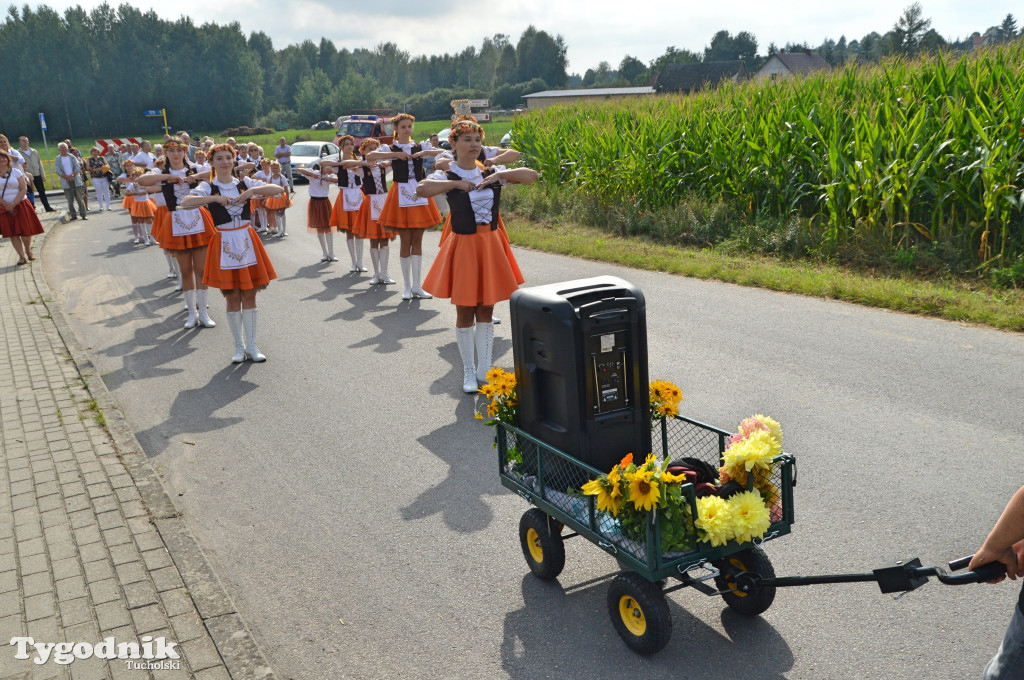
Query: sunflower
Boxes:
[
  {"xmin": 581, "ymin": 473, "xmax": 623, "ymax": 516},
  {"xmin": 728, "ymin": 490, "xmax": 771, "ymax": 544},
  {"xmin": 695, "ymin": 495, "xmax": 734, "ymax": 547},
  {"xmin": 625, "ymin": 467, "xmax": 661, "ymax": 512},
  {"xmin": 660, "ymin": 468, "xmax": 689, "ymax": 485},
  {"xmin": 484, "ymin": 367, "xmax": 505, "ymax": 384}
]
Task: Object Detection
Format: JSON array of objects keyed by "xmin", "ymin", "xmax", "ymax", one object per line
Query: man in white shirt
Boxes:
[
  {"xmin": 131, "ymin": 140, "xmax": 155, "ymax": 169},
  {"xmin": 18, "ymin": 136, "xmax": 54, "ymax": 212},
  {"xmin": 55, "ymin": 143, "xmax": 87, "ymax": 220},
  {"xmin": 274, "ymin": 137, "xmax": 293, "ymax": 193}
]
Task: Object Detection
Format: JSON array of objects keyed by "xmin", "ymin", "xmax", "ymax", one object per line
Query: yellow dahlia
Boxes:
[
  {"xmin": 728, "ymin": 490, "xmax": 771, "ymax": 544},
  {"xmin": 723, "ymin": 431, "xmax": 775, "ymax": 473},
  {"xmin": 625, "ymin": 468, "xmax": 661, "ymax": 512},
  {"xmin": 754, "ymin": 414, "xmax": 783, "ymax": 446},
  {"xmin": 696, "ymin": 495, "xmax": 734, "ymax": 547}
]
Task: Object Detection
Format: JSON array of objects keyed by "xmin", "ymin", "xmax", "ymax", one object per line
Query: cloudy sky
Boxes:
[{"xmin": 28, "ymin": 1, "xmax": 1018, "ymax": 72}]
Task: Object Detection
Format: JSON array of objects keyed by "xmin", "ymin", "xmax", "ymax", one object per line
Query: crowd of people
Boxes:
[{"xmin": 0, "ymin": 115, "xmax": 533, "ymax": 394}]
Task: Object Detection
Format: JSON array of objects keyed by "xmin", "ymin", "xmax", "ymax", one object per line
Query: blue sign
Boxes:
[
  {"xmin": 39, "ymin": 112, "xmax": 47, "ymax": 131},
  {"xmin": 142, "ymin": 109, "xmax": 162, "ymax": 117}
]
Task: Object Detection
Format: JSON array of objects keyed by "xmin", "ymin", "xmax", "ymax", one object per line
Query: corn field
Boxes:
[{"xmin": 512, "ymin": 41, "xmax": 1024, "ymax": 272}]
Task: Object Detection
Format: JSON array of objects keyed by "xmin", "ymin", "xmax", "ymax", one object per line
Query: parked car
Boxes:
[
  {"xmin": 335, "ymin": 115, "xmax": 394, "ymax": 147},
  {"xmin": 435, "ymin": 127, "xmax": 453, "ymax": 150},
  {"xmin": 310, "ymin": 120, "xmax": 334, "ymax": 130},
  {"xmin": 499, "ymin": 131, "xmax": 513, "ymax": 148},
  {"xmin": 290, "ymin": 141, "xmax": 340, "ymax": 180}
]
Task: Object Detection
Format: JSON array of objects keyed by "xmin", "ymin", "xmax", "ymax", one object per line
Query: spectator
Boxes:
[
  {"xmin": 177, "ymin": 131, "xmax": 197, "ymax": 162},
  {"xmin": 105, "ymin": 145, "xmax": 123, "ymax": 198},
  {"xmin": 131, "ymin": 140, "xmax": 155, "ymax": 169},
  {"xmin": 16, "ymin": 136, "xmax": 54, "ymax": 212},
  {"xmin": 274, "ymin": 136, "xmax": 293, "ymax": 193},
  {"xmin": 54, "ymin": 142, "xmax": 87, "ymax": 220},
  {"xmin": 86, "ymin": 147, "xmax": 112, "ymax": 211},
  {"xmin": 70, "ymin": 147, "xmax": 90, "ymax": 213}
]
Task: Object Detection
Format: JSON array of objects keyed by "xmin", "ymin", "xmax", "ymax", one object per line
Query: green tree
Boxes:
[
  {"xmin": 515, "ymin": 26, "xmax": 568, "ymax": 87},
  {"xmin": 618, "ymin": 56, "xmax": 648, "ymax": 85},
  {"xmin": 494, "ymin": 44, "xmax": 517, "ymax": 86},
  {"xmin": 704, "ymin": 30, "xmax": 758, "ymax": 61},
  {"xmin": 999, "ymin": 14, "xmax": 1018, "ymax": 40},
  {"xmin": 892, "ymin": 2, "xmax": 931, "ymax": 54},
  {"xmin": 294, "ymin": 69, "xmax": 334, "ymax": 124}
]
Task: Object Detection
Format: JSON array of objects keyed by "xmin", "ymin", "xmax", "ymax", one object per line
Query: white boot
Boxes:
[
  {"xmin": 196, "ymin": 288, "xmax": 216, "ymax": 328},
  {"xmin": 369, "ymin": 248, "xmax": 381, "ymax": 284},
  {"xmin": 227, "ymin": 311, "xmax": 246, "ymax": 363},
  {"xmin": 411, "ymin": 254, "xmax": 432, "ymax": 298},
  {"xmin": 241, "ymin": 308, "xmax": 266, "ymax": 362},
  {"xmin": 456, "ymin": 326, "xmax": 477, "ymax": 394},
  {"xmin": 355, "ymin": 238, "xmax": 367, "ymax": 272},
  {"xmin": 475, "ymin": 321, "xmax": 494, "ymax": 384},
  {"xmin": 346, "ymin": 237, "xmax": 357, "ymax": 271},
  {"xmin": 379, "ymin": 246, "xmax": 395, "ymax": 284},
  {"xmin": 165, "ymin": 251, "xmax": 177, "ymax": 278},
  {"xmin": 326, "ymin": 233, "xmax": 337, "ymax": 261},
  {"xmin": 318, "ymin": 233, "xmax": 329, "ymax": 262},
  {"xmin": 183, "ymin": 289, "xmax": 198, "ymax": 329},
  {"xmin": 400, "ymin": 256, "xmax": 413, "ymax": 299},
  {"xmin": 279, "ymin": 213, "xmax": 287, "ymax": 237}
]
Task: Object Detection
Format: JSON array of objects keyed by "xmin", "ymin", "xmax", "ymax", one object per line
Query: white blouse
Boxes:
[
  {"xmin": 429, "ymin": 164, "xmax": 507, "ymax": 224},
  {"xmin": 307, "ymin": 174, "xmax": 332, "ymax": 198},
  {"xmin": 189, "ymin": 177, "xmax": 265, "ymax": 225},
  {"xmin": 435, "ymin": 146, "xmax": 501, "ymax": 164},
  {"xmin": 0, "ymin": 168, "xmax": 25, "ymax": 202}
]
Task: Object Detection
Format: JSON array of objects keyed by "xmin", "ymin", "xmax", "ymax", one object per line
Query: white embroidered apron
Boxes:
[
  {"xmin": 342, "ymin": 188, "xmax": 363, "ymax": 212},
  {"xmin": 170, "ymin": 208, "xmax": 204, "ymax": 237},
  {"xmin": 397, "ymin": 180, "xmax": 427, "ymax": 208},
  {"xmin": 218, "ymin": 209, "xmax": 257, "ymax": 270},
  {"xmin": 369, "ymin": 194, "xmax": 387, "ymax": 220}
]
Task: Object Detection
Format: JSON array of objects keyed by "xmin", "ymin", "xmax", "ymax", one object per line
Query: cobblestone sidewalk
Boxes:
[{"xmin": 1, "ymin": 213, "xmax": 277, "ymax": 679}]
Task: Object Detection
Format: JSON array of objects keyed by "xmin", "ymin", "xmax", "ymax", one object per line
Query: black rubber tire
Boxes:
[
  {"xmin": 518, "ymin": 509, "xmax": 565, "ymax": 580},
  {"xmin": 714, "ymin": 545, "xmax": 776, "ymax": 616},
  {"xmin": 607, "ymin": 572, "xmax": 672, "ymax": 655}
]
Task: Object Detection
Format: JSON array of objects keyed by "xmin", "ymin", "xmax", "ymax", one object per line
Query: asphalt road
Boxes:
[{"xmin": 43, "ymin": 188, "xmax": 1024, "ymax": 680}]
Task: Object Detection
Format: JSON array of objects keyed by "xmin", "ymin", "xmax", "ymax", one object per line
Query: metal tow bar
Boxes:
[{"xmin": 728, "ymin": 554, "xmax": 1008, "ymax": 596}]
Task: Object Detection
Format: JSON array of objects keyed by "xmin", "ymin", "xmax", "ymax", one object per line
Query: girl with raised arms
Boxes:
[
  {"xmin": 323, "ymin": 135, "xmax": 368, "ymax": 273},
  {"xmin": 351, "ymin": 138, "xmax": 396, "ymax": 285},
  {"xmin": 294, "ymin": 164, "xmax": 339, "ymax": 263},
  {"xmin": 179, "ymin": 144, "xmax": 283, "ymax": 363},
  {"xmin": 138, "ymin": 137, "xmax": 216, "ymax": 328},
  {"xmin": 366, "ymin": 113, "xmax": 443, "ymax": 299},
  {"xmin": 417, "ymin": 121, "xmax": 536, "ymax": 393}
]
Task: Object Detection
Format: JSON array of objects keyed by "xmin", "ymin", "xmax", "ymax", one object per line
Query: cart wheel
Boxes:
[
  {"xmin": 713, "ymin": 545, "xmax": 776, "ymax": 616},
  {"xmin": 518, "ymin": 509, "xmax": 565, "ymax": 580},
  {"xmin": 607, "ymin": 572, "xmax": 672, "ymax": 655}
]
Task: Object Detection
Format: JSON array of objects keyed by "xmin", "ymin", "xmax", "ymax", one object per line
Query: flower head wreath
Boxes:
[
  {"xmin": 359, "ymin": 138, "xmax": 381, "ymax": 154},
  {"xmin": 337, "ymin": 134, "xmax": 355, "ymax": 148},
  {"xmin": 391, "ymin": 113, "xmax": 415, "ymax": 128},
  {"xmin": 448, "ymin": 121, "xmax": 485, "ymax": 147}
]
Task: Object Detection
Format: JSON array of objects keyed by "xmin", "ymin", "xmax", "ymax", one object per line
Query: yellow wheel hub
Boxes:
[
  {"xmin": 618, "ymin": 596, "xmax": 647, "ymax": 636},
  {"xmin": 725, "ymin": 557, "xmax": 749, "ymax": 598},
  {"xmin": 526, "ymin": 528, "xmax": 544, "ymax": 563}
]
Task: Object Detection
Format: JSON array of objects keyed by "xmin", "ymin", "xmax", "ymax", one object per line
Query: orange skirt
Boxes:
[
  {"xmin": 353, "ymin": 196, "xmax": 396, "ymax": 240},
  {"xmin": 154, "ymin": 207, "xmax": 216, "ymax": 250},
  {"xmin": 121, "ymin": 195, "xmax": 131, "ymax": 210},
  {"xmin": 422, "ymin": 221, "xmax": 524, "ymax": 306},
  {"xmin": 330, "ymin": 193, "xmax": 362, "ymax": 232},
  {"xmin": 150, "ymin": 205, "xmax": 167, "ymax": 236},
  {"xmin": 376, "ymin": 184, "xmax": 441, "ymax": 230},
  {"xmin": 439, "ymin": 213, "xmax": 509, "ymax": 246},
  {"xmin": 202, "ymin": 225, "xmax": 277, "ymax": 290},
  {"xmin": 129, "ymin": 199, "xmax": 156, "ymax": 219},
  {"xmin": 264, "ymin": 194, "xmax": 292, "ymax": 211},
  {"xmin": 0, "ymin": 201, "xmax": 45, "ymax": 238}
]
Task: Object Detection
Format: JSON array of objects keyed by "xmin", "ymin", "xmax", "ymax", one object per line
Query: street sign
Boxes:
[
  {"xmin": 142, "ymin": 109, "xmax": 162, "ymax": 117},
  {"xmin": 468, "ymin": 99, "xmax": 490, "ymax": 108},
  {"xmin": 39, "ymin": 112, "xmax": 47, "ymax": 131}
]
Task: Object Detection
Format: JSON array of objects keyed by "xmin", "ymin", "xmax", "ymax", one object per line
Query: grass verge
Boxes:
[{"xmin": 504, "ymin": 216, "xmax": 1024, "ymax": 333}]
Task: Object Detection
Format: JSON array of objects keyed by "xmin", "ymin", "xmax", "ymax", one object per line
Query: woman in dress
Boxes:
[
  {"xmin": 417, "ymin": 121, "xmax": 535, "ymax": 393},
  {"xmin": 263, "ymin": 160, "xmax": 291, "ymax": 237},
  {"xmin": 179, "ymin": 144, "xmax": 283, "ymax": 363},
  {"xmin": 294, "ymin": 165, "xmax": 338, "ymax": 263},
  {"xmin": 323, "ymin": 135, "xmax": 368, "ymax": 273},
  {"xmin": 138, "ymin": 137, "xmax": 217, "ymax": 327},
  {"xmin": 351, "ymin": 138, "xmax": 395, "ymax": 285},
  {"xmin": 0, "ymin": 151, "xmax": 45, "ymax": 265},
  {"xmin": 366, "ymin": 114, "xmax": 443, "ymax": 299}
]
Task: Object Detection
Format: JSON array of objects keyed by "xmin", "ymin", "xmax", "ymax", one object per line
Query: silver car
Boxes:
[{"xmin": 290, "ymin": 141, "xmax": 341, "ymax": 180}]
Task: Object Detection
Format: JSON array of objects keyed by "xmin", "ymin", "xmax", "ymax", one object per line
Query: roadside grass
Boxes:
[{"xmin": 504, "ymin": 216, "xmax": 1024, "ymax": 333}]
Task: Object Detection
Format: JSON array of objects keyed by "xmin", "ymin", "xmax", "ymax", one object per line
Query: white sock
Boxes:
[
  {"xmin": 326, "ymin": 232, "xmax": 335, "ymax": 258},
  {"xmin": 318, "ymin": 232, "xmax": 329, "ymax": 258},
  {"xmin": 346, "ymin": 237, "xmax": 356, "ymax": 265},
  {"xmin": 355, "ymin": 239, "xmax": 365, "ymax": 268}
]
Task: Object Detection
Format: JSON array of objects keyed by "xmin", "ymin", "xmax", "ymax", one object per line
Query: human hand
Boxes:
[
  {"xmin": 483, "ymin": 159, "xmax": 495, "ymax": 168},
  {"xmin": 452, "ymin": 180, "xmax": 476, "ymax": 192},
  {"xmin": 969, "ymin": 545, "xmax": 1021, "ymax": 584},
  {"xmin": 212, "ymin": 195, "xmax": 231, "ymax": 206},
  {"xmin": 476, "ymin": 173, "xmax": 501, "ymax": 188},
  {"xmin": 395, "ymin": 152, "xmax": 412, "ymax": 161}
]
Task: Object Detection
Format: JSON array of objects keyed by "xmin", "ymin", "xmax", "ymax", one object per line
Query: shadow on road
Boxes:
[
  {"xmin": 400, "ymin": 396, "xmax": 503, "ymax": 533},
  {"xmin": 501, "ymin": 574, "xmax": 794, "ymax": 679},
  {"xmin": 346, "ymin": 302, "xmax": 445, "ymax": 353},
  {"xmin": 133, "ymin": 363, "xmax": 259, "ymax": 457}
]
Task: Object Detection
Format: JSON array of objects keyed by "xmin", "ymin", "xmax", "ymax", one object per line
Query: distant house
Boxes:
[
  {"xmin": 522, "ymin": 86, "xmax": 655, "ymax": 111},
  {"xmin": 653, "ymin": 61, "xmax": 748, "ymax": 94},
  {"xmin": 755, "ymin": 50, "xmax": 830, "ymax": 81}
]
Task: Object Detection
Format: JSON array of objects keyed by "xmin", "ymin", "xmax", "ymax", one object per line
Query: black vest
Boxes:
[
  {"xmin": 445, "ymin": 169, "xmax": 500, "ymax": 235},
  {"xmin": 206, "ymin": 178, "xmax": 251, "ymax": 226},
  {"xmin": 161, "ymin": 163, "xmax": 196, "ymax": 211},
  {"xmin": 361, "ymin": 166, "xmax": 388, "ymax": 196},
  {"xmin": 337, "ymin": 164, "xmax": 361, "ymax": 188},
  {"xmin": 389, "ymin": 141, "xmax": 424, "ymax": 184}
]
